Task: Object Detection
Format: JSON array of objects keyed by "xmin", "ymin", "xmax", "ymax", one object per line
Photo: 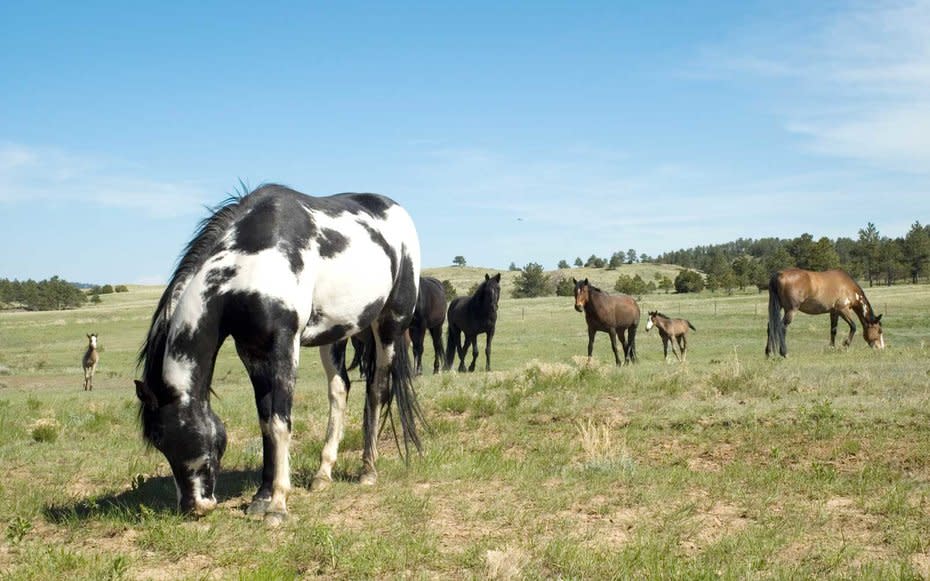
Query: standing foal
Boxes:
[{"xmin": 82, "ymin": 333, "xmax": 99, "ymax": 390}]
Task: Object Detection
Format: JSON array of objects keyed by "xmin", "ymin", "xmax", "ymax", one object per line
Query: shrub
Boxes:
[
  {"xmin": 512, "ymin": 263, "xmax": 551, "ymax": 298},
  {"xmin": 114, "ymin": 285, "xmax": 129, "ymax": 293},
  {"xmin": 674, "ymin": 269, "xmax": 705, "ymax": 293},
  {"xmin": 441, "ymin": 279, "xmax": 457, "ymax": 300}
]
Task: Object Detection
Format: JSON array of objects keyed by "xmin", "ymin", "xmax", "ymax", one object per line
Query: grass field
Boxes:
[{"xmin": 1, "ymin": 274, "xmax": 929, "ymax": 579}]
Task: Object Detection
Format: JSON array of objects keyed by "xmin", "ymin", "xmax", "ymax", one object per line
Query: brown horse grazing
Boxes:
[
  {"xmin": 646, "ymin": 311, "xmax": 695, "ymax": 363},
  {"xmin": 572, "ymin": 278, "xmax": 640, "ymax": 365},
  {"xmin": 766, "ymin": 268, "xmax": 885, "ymax": 357},
  {"xmin": 82, "ymin": 333, "xmax": 99, "ymax": 391}
]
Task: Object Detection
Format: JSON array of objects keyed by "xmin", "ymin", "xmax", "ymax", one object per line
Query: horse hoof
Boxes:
[
  {"xmin": 245, "ymin": 498, "xmax": 270, "ymax": 516},
  {"xmin": 309, "ymin": 476, "xmax": 332, "ymax": 492},
  {"xmin": 359, "ymin": 471, "xmax": 378, "ymax": 486},
  {"xmin": 264, "ymin": 512, "xmax": 288, "ymax": 528}
]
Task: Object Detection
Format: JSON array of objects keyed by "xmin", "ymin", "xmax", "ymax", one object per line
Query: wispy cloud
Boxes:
[
  {"xmin": 694, "ymin": 0, "xmax": 930, "ymax": 173},
  {"xmin": 0, "ymin": 143, "xmax": 211, "ymax": 216}
]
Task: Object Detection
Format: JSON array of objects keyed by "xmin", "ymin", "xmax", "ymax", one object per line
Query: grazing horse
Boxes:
[
  {"xmin": 82, "ymin": 333, "xmax": 99, "ymax": 391},
  {"xmin": 646, "ymin": 311, "xmax": 695, "ymax": 363},
  {"xmin": 573, "ymin": 278, "xmax": 639, "ymax": 365},
  {"xmin": 766, "ymin": 268, "xmax": 885, "ymax": 358},
  {"xmin": 409, "ymin": 276, "xmax": 447, "ymax": 375},
  {"xmin": 444, "ymin": 273, "xmax": 501, "ymax": 372},
  {"xmin": 134, "ymin": 184, "xmax": 424, "ymax": 524}
]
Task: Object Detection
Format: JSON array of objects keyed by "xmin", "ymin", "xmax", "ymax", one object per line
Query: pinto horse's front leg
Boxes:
[
  {"xmin": 311, "ymin": 341, "xmax": 350, "ymax": 492},
  {"xmin": 240, "ymin": 336, "xmax": 299, "ymax": 526}
]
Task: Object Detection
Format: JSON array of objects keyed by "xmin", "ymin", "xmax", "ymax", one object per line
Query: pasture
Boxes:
[{"xmin": 1, "ymin": 278, "xmax": 929, "ymax": 579}]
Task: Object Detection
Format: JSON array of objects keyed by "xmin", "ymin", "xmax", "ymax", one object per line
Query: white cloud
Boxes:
[
  {"xmin": 695, "ymin": 0, "xmax": 930, "ymax": 173},
  {"xmin": 0, "ymin": 143, "xmax": 211, "ymax": 216}
]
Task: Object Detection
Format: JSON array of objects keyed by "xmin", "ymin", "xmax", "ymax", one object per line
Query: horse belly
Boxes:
[{"xmin": 798, "ymin": 298, "xmax": 831, "ymax": 315}]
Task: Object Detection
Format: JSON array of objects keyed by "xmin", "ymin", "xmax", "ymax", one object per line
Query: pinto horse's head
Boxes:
[
  {"xmin": 135, "ymin": 380, "xmax": 227, "ymax": 515},
  {"xmin": 863, "ymin": 313, "xmax": 885, "ymax": 349},
  {"xmin": 572, "ymin": 278, "xmax": 590, "ymax": 313}
]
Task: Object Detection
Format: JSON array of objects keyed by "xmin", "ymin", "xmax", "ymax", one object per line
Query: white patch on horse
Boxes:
[
  {"xmin": 297, "ymin": 207, "xmax": 406, "ymax": 344},
  {"xmin": 185, "ymin": 455, "xmax": 208, "ymax": 473},
  {"xmin": 646, "ymin": 318, "xmax": 654, "ymax": 331},
  {"xmin": 163, "ymin": 353, "xmax": 196, "ymax": 405},
  {"xmin": 88, "ymin": 335, "xmax": 97, "ymax": 349}
]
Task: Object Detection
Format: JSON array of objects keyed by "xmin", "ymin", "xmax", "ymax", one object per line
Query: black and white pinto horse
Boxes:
[
  {"xmin": 135, "ymin": 184, "xmax": 424, "ymax": 525},
  {"xmin": 444, "ymin": 273, "xmax": 501, "ymax": 372}
]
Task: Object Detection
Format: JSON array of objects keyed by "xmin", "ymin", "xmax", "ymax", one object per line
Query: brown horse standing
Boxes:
[
  {"xmin": 82, "ymin": 333, "xmax": 99, "ymax": 391},
  {"xmin": 766, "ymin": 268, "xmax": 885, "ymax": 357},
  {"xmin": 646, "ymin": 311, "xmax": 695, "ymax": 362},
  {"xmin": 573, "ymin": 278, "xmax": 640, "ymax": 365}
]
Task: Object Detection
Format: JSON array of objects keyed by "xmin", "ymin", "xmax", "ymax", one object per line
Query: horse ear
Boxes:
[
  {"xmin": 583, "ymin": 278, "xmax": 589, "ymax": 285},
  {"xmin": 493, "ymin": 273, "xmax": 501, "ymax": 282},
  {"xmin": 876, "ymin": 314, "xmax": 883, "ymax": 323},
  {"xmin": 485, "ymin": 273, "xmax": 490, "ymax": 281},
  {"xmin": 572, "ymin": 277, "xmax": 577, "ymax": 284},
  {"xmin": 87, "ymin": 333, "xmax": 91, "ymax": 339},
  {"xmin": 135, "ymin": 380, "xmax": 157, "ymax": 409}
]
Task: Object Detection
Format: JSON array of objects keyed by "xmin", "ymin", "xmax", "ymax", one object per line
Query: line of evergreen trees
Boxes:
[
  {"xmin": 0, "ymin": 277, "xmax": 88, "ymax": 311},
  {"xmin": 655, "ymin": 222, "xmax": 930, "ymax": 291}
]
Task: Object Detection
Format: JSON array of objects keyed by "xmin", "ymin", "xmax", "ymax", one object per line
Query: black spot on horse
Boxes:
[
  {"xmin": 203, "ymin": 266, "xmax": 239, "ymax": 303},
  {"xmin": 356, "ymin": 298, "xmax": 385, "ymax": 330},
  {"xmin": 304, "ymin": 324, "xmax": 354, "ymax": 348},
  {"xmin": 345, "ymin": 193, "xmax": 394, "ymax": 218},
  {"xmin": 232, "ymin": 189, "xmax": 317, "ymax": 274},
  {"xmin": 317, "ymin": 228, "xmax": 349, "ymax": 258}
]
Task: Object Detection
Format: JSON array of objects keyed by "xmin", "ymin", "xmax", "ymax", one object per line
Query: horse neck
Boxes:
[
  {"xmin": 585, "ymin": 287, "xmax": 606, "ymax": 312},
  {"xmin": 146, "ymin": 301, "xmax": 223, "ymax": 405},
  {"xmin": 852, "ymin": 287, "xmax": 877, "ymax": 324}
]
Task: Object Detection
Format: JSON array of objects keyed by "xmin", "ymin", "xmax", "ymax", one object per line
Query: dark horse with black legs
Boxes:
[
  {"xmin": 573, "ymin": 278, "xmax": 639, "ymax": 365},
  {"xmin": 766, "ymin": 268, "xmax": 885, "ymax": 358},
  {"xmin": 409, "ymin": 276, "xmax": 447, "ymax": 375},
  {"xmin": 134, "ymin": 184, "xmax": 424, "ymax": 525},
  {"xmin": 445, "ymin": 273, "xmax": 501, "ymax": 372}
]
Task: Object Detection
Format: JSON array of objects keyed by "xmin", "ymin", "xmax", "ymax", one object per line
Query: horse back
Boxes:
[{"xmin": 774, "ymin": 268, "xmax": 860, "ymax": 314}]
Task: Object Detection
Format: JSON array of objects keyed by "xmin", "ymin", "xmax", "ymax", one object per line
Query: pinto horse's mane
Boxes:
[{"xmin": 137, "ymin": 190, "xmax": 248, "ymax": 404}]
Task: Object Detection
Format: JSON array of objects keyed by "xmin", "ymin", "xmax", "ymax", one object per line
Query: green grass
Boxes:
[{"xmin": 1, "ymin": 277, "xmax": 930, "ymax": 578}]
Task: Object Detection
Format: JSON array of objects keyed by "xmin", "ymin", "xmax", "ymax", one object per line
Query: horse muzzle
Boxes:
[{"xmin": 574, "ymin": 304, "xmax": 583, "ymax": 313}]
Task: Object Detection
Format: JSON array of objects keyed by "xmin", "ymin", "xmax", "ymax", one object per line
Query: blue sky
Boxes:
[{"xmin": 2, "ymin": 1, "xmax": 929, "ymax": 284}]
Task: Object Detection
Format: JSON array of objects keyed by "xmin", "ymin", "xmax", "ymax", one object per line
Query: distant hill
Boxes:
[{"xmin": 423, "ymin": 263, "xmax": 686, "ymax": 296}]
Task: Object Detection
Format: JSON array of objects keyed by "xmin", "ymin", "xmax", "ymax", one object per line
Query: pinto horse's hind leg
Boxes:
[
  {"xmin": 360, "ymin": 322, "xmax": 406, "ymax": 486},
  {"xmin": 311, "ymin": 341, "xmax": 350, "ymax": 492}
]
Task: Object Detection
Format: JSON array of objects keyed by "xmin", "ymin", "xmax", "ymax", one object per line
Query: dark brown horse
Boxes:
[
  {"xmin": 409, "ymin": 276, "xmax": 447, "ymax": 375},
  {"xmin": 573, "ymin": 278, "xmax": 639, "ymax": 365},
  {"xmin": 646, "ymin": 311, "xmax": 695, "ymax": 363},
  {"xmin": 445, "ymin": 273, "xmax": 500, "ymax": 372},
  {"xmin": 766, "ymin": 268, "xmax": 885, "ymax": 357}
]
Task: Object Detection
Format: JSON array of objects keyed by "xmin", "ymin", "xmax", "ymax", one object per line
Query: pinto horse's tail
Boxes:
[
  {"xmin": 365, "ymin": 331, "xmax": 426, "ymax": 460},
  {"xmin": 766, "ymin": 274, "xmax": 787, "ymax": 358}
]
